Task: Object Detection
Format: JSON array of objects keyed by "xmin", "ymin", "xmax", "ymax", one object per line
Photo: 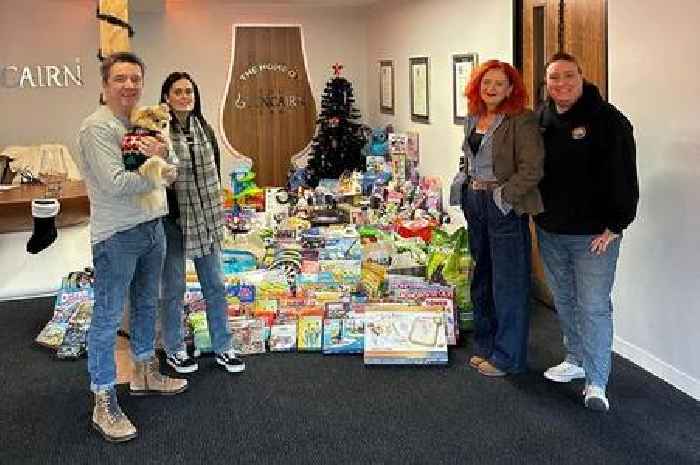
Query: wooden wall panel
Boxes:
[
  {"xmin": 522, "ymin": 0, "xmax": 559, "ymax": 109},
  {"xmin": 222, "ymin": 26, "xmax": 317, "ymax": 187},
  {"xmin": 563, "ymin": 0, "xmax": 607, "ymax": 98},
  {"xmin": 523, "ymin": 0, "xmax": 607, "ymax": 106},
  {"xmin": 99, "ymin": 0, "xmax": 130, "ymax": 55}
]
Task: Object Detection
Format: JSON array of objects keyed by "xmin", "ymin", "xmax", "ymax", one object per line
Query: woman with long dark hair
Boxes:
[
  {"xmin": 459, "ymin": 60, "xmax": 544, "ymax": 377},
  {"xmin": 158, "ymin": 72, "xmax": 244, "ymax": 375}
]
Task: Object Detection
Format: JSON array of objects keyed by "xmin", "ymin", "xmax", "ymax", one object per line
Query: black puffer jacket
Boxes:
[{"xmin": 534, "ymin": 83, "xmax": 639, "ymax": 235}]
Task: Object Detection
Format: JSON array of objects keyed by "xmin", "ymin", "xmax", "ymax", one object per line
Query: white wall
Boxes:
[
  {"xmin": 131, "ymin": 1, "xmax": 369, "ymax": 179},
  {"xmin": 608, "ymin": 1, "xmax": 700, "ymax": 399},
  {"xmin": 0, "ymin": 0, "xmax": 100, "ymax": 163},
  {"xmin": 365, "ymin": 0, "xmax": 513, "ymax": 221},
  {"xmin": 0, "ymin": 0, "xmax": 97, "ymax": 300}
]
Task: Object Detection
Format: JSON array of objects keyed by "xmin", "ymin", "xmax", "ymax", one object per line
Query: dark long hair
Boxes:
[{"xmin": 159, "ymin": 71, "xmax": 207, "ymax": 129}]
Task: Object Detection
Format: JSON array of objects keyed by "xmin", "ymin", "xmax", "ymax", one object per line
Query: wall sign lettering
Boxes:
[{"xmin": 0, "ymin": 58, "xmax": 83, "ymax": 89}]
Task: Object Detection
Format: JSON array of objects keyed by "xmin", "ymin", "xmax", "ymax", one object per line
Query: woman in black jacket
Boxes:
[{"xmin": 535, "ymin": 53, "xmax": 639, "ymax": 412}]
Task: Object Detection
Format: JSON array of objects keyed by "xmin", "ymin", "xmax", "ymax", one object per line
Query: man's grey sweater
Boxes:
[{"xmin": 76, "ymin": 106, "xmax": 167, "ymax": 244}]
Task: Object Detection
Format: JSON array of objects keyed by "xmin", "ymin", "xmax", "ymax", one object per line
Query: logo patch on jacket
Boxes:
[{"xmin": 571, "ymin": 126, "xmax": 587, "ymax": 140}]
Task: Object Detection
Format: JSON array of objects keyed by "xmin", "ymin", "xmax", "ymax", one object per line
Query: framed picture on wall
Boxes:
[
  {"xmin": 379, "ymin": 60, "xmax": 394, "ymax": 115},
  {"xmin": 409, "ymin": 56, "xmax": 430, "ymax": 123},
  {"xmin": 452, "ymin": 53, "xmax": 478, "ymax": 125}
]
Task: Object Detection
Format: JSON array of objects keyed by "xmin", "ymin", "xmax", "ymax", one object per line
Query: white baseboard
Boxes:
[{"xmin": 613, "ymin": 336, "xmax": 700, "ymax": 401}]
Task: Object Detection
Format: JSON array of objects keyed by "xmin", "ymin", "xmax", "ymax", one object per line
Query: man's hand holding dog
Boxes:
[{"xmin": 138, "ymin": 135, "xmax": 167, "ymax": 159}]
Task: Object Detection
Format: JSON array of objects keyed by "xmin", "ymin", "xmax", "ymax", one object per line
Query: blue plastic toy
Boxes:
[{"xmin": 369, "ymin": 128, "xmax": 388, "ymax": 157}]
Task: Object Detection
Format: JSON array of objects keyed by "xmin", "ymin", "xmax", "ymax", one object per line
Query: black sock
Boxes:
[{"xmin": 27, "ymin": 199, "xmax": 60, "ymax": 254}]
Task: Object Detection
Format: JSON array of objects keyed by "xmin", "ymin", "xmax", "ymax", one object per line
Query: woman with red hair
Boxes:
[{"xmin": 458, "ymin": 60, "xmax": 544, "ymax": 377}]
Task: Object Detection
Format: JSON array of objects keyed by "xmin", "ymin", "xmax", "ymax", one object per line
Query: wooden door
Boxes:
[
  {"xmin": 523, "ymin": 0, "xmax": 607, "ymax": 104},
  {"xmin": 520, "ymin": 0, "xmax": 608, "ymax": 305},
  {"xmin": 561, "ymin": 0, "xmax": 607, "ymax": 97},
  {"xmin": 221, "ymin": 26, "xmax": 317, "ymax": 187}
]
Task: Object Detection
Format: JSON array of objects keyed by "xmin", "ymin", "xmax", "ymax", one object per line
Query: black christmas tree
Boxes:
[{"xmin": 305, "ymin": 64, "xmax": 367, "ymax": 187}]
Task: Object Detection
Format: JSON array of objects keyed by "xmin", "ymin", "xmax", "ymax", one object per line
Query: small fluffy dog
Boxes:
[
  {"xmin": 121, "ymin": 104, "xmax": 177, "ymax": 211},
  {"xmin": 138, "ymin": 156, "xmax": 177, "ymax": 211}
]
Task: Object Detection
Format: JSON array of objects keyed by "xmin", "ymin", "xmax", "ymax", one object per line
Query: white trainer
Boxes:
[
  {"xmin": 584, "ymin": 385, "xmax": 610, "ymax": 412},
  {"xmin": 544, "ymin": 361, "xmax": 585, "ymax": 383}
]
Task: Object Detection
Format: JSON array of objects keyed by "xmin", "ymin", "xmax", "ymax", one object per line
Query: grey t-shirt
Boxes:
[{"xmin": 75, "ymin": 106, "xmax": 168, "ymax": 244}]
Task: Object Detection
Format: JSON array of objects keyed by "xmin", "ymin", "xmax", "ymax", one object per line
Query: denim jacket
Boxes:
[{"xmin": 462, "ymin": 113, "xmax": 504, "ymax": 181}]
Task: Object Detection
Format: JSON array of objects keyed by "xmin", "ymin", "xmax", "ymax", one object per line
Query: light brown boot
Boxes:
[
  {"xmin": 130, "ymin": 357, "xmax": 188, "ymax": 396},
  {"xmin": 92, "ymin": 389, "xmax": 137, "ymax": 442}
]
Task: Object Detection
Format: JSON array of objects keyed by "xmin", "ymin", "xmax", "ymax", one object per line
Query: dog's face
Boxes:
[{"xmin": 131, "ymin": 103, "xmax": 171, "ymax": 132}]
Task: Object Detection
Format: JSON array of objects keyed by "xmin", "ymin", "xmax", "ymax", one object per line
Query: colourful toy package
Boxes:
[
  {"xmin": 322, "ymin": 311, "xmax": 365, "ymax": 355},
  {"xmin": 269, "ymin": 320, "xmax": 297, "ymax": 352},
  {"xmin": 297, "ymin": 315, "xmax": 323, "ymax": 351},
  {"xmin": 229, "ymin": 317, "xmax": 266, "ymax": 355},
  {"xmin": 188, "ymin": 311, "xmax": 212, "ymax": 355},
  {"xmin": 363, "ymin": 305, "xmax": 448, "ymax": 365}
]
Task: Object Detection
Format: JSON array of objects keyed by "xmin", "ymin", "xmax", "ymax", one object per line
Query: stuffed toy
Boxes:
[
  {"xmin": 121, "ymin": 103, "xmax": 177, "ymax": 211},
  {"xmin": 369, "ymin": 128, "xmax": 388, "ymax": 157}
]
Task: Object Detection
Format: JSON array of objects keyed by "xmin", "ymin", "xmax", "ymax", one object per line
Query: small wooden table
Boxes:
[{"xmin": 0, "ymin": 181, "xmax": 90, "ymax": 233}]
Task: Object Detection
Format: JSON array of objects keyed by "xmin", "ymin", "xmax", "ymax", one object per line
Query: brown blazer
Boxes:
[{"xmin": 491, "ymin": 110, "xmax": 544, "ymax": 215}]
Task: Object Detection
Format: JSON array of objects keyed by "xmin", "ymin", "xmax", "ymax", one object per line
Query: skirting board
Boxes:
[{"xmin": 613, "ymin": 336, "xmax": 700, "ymax": 401}]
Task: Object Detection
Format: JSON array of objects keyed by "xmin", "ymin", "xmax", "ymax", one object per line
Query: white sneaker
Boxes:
[
  {"xmin": 544, "ymin": 361, "xmax": 585, "ymax": 382},
  {"xmin": 584, "ymin": 385, "xmax": 609, "ymax": 412}
]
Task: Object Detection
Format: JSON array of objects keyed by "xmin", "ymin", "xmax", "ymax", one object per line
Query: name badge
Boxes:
[{"xmin": 571, "ymin": 126, "xmax": 587, "ymax": 140}]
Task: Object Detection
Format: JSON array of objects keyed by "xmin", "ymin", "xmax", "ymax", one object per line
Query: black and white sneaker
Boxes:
[
  {"xmin": 166, "ymin": 350, "xmax": 199, "ymax": 374},
  {"xmin": 215, "ymin": 350, "xmax": 246, "ymax": 373}
]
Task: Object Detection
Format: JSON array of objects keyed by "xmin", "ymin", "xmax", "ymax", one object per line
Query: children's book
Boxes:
[
  {"xmin": 36, "ymin": 289, "xmax": 94, "ymax": 349},
  {"xmin": 423, "ymin": 297, "xmax": 458, "ymax": 346},
  {"xmin": 56, "ymin": 324, "xmax": 88, "ymax": 360},
  {"xmin": 229, "ymin": 317, "xmax": 266, "ymax": 355},
  {"xmin": 269, "ymin": 320, "xmax": 297, "ymax": 352},
  {"xmin": 189, "ymin": 311, "xmax": 212, "ymax": 355},
  {"xmin": 297, "ymin": 316, "xmax": 323, "ymax": 351},
  {"xmin": 322, "ymin": 311, "xmax": 365, "ymax": 355}
]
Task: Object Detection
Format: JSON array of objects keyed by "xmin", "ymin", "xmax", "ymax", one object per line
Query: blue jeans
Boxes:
[
  {"xmin": 160, "ymin": 217, "xmax": 231, "ymax": 355},
  {"xmin": 536, "ymin": 226, "xmax": 620, "ymax": 388},
  {"xmin": 462, "ymin": 187, "xmax": 531, "ymax": 373},
  {"xmin": 88, "ymin": 218, "xmax": 165, "ymax": 392}
]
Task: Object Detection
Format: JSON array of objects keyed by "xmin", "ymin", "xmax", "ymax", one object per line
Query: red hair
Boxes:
[{"xmin": 465, "ymin": 60, "xmax": 528, "ymax": 116}]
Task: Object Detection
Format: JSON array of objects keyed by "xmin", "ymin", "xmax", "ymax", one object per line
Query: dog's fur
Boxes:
[
  {"xmin": 137, "ymin": 156, "xmax": 177, "ymax": 211},
  {"xmin": 130, "ymin": 103, "xmax": 171, "ymax": 133},
  {"xmin": 129, "ymin": 104, "xmax": 177, "ymax": 212}
]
